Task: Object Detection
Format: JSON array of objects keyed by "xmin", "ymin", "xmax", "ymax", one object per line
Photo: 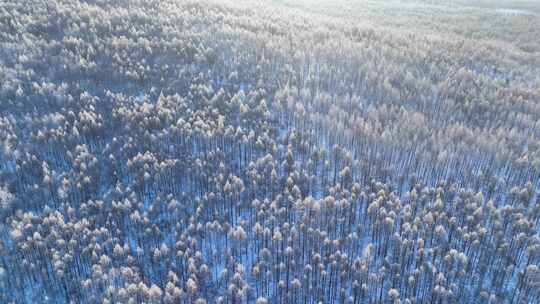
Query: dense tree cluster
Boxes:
[{"xmin": 1, "ymin": 0, "xmax": 540, "ymax": 303}]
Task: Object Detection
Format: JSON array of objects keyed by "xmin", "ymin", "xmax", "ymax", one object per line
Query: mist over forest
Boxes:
[{"xmin": 1, "ymin": 0, "xmax": 540, "ymax": 303}]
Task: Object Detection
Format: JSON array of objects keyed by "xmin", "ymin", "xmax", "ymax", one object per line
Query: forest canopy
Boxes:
[{"xmin": 0, "ymin": 0, "xmax": 540, "ymax": 303}]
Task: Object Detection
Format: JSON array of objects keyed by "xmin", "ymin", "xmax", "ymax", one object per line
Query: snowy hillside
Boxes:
[{"xmin": 0, "ymin": 0, "xmax": 540, "ymax": 303}]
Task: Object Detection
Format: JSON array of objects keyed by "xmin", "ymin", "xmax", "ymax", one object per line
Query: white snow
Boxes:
[{"xmin": 135, "ymin": 91, "xmax": 146, "ymax": 102}]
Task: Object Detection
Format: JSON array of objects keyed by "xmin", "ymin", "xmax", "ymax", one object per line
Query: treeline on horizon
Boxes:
[{"xmin": 0, "ymin": 0, "xmax": 540, "ymax": 303}]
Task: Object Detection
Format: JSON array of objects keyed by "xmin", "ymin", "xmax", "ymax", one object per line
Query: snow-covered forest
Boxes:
[{"xmin": 1, "ymin": 0, "xmax": 540, "ymax": 303}]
